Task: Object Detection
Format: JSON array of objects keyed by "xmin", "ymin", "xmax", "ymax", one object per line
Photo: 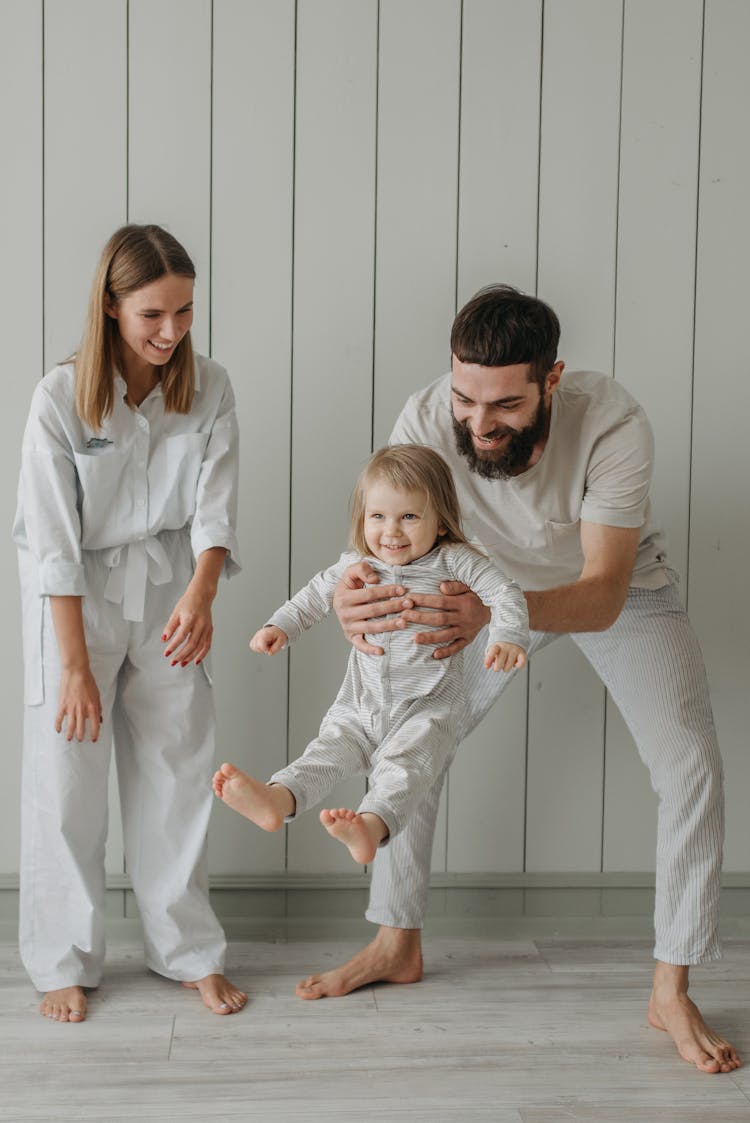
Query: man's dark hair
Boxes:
[{"xmin": 450, "ymin": 284, "xmax": 560, "ymax": 388}]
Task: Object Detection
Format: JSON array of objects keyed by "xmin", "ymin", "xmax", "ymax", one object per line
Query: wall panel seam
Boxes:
[{"xmin": 686, "ymin": 0, "xmax": 707, "ymax": 610}]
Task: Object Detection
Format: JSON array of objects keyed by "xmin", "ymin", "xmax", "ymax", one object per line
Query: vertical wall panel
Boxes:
[
  {"xmin": 0, "ymin": 0, "xmax": 43, "ymax": 874},
  {"xmin": 44, "ymin": 0, "xmax": 127, "ymax": 370},
  {"xmin": 527, "ymin": 0, "xmax": 623, "ymax": 872},
  {"xmin": 447, "ymin": 0, "xmax": 541, "ymax": 873},
  {"xmin": 373, "ymin": 0, "xmax": 461, "ymax": 446},
  {"xmin": 287, "ymin": 0, "xmax": 378, "ymax": 873},
  {"xmin": 691, "ymin": 0, "xmax": 750, "ymax": 871},
  {"xmin": 209, "ymin": 0, "xmax": 295, "ymax": 873},
  {"xmin": 374, "ymin": 0, "xmax": 461, "ymax": 871},
  {"xmin": 537, "ymin": 0, "xmax": 623, "ymax": 370},
  {"xmin": 44, "ymin": 0, "xmax": 128, "ymax": 878},
  {"xmin": 603, "ymin": 0, "xmax": 703, "ymax": 872},
  {"xmin": 456, "ymin": 0, "xmax": 542, "ymax": 304},
  {"xmin": 129, "ymin": 0, "xmax": 212, "ymax": 353}
]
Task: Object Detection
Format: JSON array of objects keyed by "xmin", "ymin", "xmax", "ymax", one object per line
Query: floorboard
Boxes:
[{"xmin": 1, "ymin": 936, "xmax": 749, "ymax": 1122}]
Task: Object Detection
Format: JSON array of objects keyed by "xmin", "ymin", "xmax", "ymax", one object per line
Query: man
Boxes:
[{"xmin": 295, "ymin": 285, "xmax": 738, "ymax": 1075}]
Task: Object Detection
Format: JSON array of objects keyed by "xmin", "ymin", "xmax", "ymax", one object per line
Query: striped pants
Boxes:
[{"xmin": 366, "ymin": 585, "xmax": 724, "ymax": 965}]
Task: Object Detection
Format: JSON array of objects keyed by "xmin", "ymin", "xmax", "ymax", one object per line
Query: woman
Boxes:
[{"xmin": 14, "ymin": 224, "xmax": 246, "ymax": 1022}]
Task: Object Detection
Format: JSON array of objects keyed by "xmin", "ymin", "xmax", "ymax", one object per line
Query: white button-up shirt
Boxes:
[{"xmin": 14, "ymin": 353, "xmax": 240, "ymax": 622}]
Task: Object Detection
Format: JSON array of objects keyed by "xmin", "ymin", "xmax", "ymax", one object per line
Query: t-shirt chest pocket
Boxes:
[{"xmin": 544, "ymin": 519, "xmax": 583, "ymax": 565}]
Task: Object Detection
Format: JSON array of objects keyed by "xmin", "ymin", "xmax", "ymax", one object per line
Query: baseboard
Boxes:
[{"xmin": 2, "ymin": 870, "xmax": 750, "ymax": 941}]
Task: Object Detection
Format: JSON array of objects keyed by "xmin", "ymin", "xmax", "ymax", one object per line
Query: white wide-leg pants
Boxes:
[
  {"xmin": 19, "ymin": 530, "xmax": 226, "ymax": 992},
  {"xmin": 366, "ymin": 585, "xmax": 724, "ymax": 966}
]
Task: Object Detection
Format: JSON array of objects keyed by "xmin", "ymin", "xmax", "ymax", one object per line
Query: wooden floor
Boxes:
[{"xmin": 2, "ymin": 935, "xmax": 750, "ymax": 1122}]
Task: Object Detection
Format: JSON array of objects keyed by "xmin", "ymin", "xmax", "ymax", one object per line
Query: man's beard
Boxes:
[{"xmin": 452, "ymin": 394, "xmax": 549, "ymax": 480}]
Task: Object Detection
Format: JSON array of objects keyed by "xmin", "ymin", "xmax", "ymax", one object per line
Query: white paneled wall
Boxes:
[{"xmin": 1, "ymin": 0, "xmax": 748, "ymax": 889}]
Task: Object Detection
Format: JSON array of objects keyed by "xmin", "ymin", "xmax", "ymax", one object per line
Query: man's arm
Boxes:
[
  {"xmin": 524, "ymin": 522, "xmax": 639, "ymax": 633},
  {"xmin": 402, "ymin": 521, "xmax": 640, "ymax": 657}
]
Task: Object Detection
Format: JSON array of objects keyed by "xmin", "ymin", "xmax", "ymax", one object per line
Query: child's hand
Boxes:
[
  {"xmin": 250, "ymin": 625, "xmax": 288, "ymax": 654},
  {"xmin": 484, "ymin": 642, "xmax": 527, "ymax": 673}
]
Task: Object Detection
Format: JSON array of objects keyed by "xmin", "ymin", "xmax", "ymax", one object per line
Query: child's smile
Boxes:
[{"xmin": 363, "ymin": 481, "xmax": 444, "ymax": 566}]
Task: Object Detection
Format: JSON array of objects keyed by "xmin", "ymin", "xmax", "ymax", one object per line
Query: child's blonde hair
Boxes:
[
  {"xmin": 73, "ymin": 224, "xmax": 197, "ymax": 430},
  {"xmin": 350, "ymin": 444, "xmax": 472, "ymax": 556}
]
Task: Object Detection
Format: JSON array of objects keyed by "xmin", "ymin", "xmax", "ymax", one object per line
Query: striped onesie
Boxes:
[{"xmin": 266, "ymin": 545, "xmax": 529, "ymax": 842}]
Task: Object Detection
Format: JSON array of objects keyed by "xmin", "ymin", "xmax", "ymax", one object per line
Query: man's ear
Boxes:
[{"xmin": 544, "ymin": 361, "xmax": 565, "ymax": 395}]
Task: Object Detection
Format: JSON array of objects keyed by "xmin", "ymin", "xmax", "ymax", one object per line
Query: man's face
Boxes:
[{"xmin": 450, "ymin": 356, "xmax": 561, "ymax": 479}]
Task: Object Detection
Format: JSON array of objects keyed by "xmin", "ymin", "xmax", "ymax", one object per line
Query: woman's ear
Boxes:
[{"xmin": 104, "ymin": 295, "xmax": 117, "ymax": 319}]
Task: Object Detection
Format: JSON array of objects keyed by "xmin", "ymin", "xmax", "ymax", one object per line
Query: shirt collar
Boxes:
[{"xmin": 113, "ymin": 361, "xmax": 201, "ymax": 397}]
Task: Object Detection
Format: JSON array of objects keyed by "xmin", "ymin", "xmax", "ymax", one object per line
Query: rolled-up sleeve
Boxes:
[
  {"xmin": 190, "ymin": 374, "xmax": 241, "ymax": 577},
  {"xmin": 19, "ymin": 385, "xmax": 86, "ymax": 596}
]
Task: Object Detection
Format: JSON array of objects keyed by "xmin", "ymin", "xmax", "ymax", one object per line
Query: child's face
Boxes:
[{"xmin": 363, "ymin": 480, "xmax": 444, "ymax": 565}]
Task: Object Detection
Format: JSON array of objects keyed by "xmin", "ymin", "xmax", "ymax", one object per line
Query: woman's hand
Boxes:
[
  {"xmin": 49, "ymin": 595, "xmax": 102, "ymax": 741},
  {"xmin": 400, "ymin": 581, "xmax": 490, "ymax": 659},
  {"xmin": 56, "ymin": 666, "xmax": 103, "ymax": 743},
  {"xmin": 333, "ymin": 561, "xmax": 409, "ymax": 656},
  {"xmin": 163, "ymin": 546, "xmax": 227, "ymax": 667},
  {"xmin": 163, "ymin": 586, "xmax": 215, "ymax": 667}
]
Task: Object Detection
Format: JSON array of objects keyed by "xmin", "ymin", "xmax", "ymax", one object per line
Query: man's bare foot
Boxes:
[
  {"xmin": 182, "ymin": 973, "xmax": 247, "ymax": 1015},
  {"xmin": 296, "ymin": 925, "xmax": 422, "ymax": 1000},
  {"xmin": 320, "ymin": 808, "xmax": 385, "ymax": 865},
  {"xmin": 212, "ymin": 763, "xmax": 293, "ymax": 831},
  {"xmin": 648, "ymin": 960, "xmax": 741, "ymax": 1073},
  {"xmin": 40, "ymin": 986, "xmax": 87, "ymax": 1023}
]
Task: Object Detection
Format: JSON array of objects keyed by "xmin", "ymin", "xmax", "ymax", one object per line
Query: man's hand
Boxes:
[
  {"xmin": 333, "ymin": 561, "xmax": 408, "ymax": 656},
  {"xmin": 400, "ymin": 581, "xmax": 490, "ymax": 659}
]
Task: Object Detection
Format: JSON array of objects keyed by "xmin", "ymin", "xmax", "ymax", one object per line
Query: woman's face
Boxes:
[{"xmin": 107, "ymin": 273, "xmax": 194, "ymax": 373}]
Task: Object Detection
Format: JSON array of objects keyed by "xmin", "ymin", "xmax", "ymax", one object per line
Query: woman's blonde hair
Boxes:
[
  {"xmin": 74, "ymin": 224, "xmax": 196, "ymax": 429},
  {"xmin": 350, "ymin": 444, "xmax": 472, "ymax": 556}
]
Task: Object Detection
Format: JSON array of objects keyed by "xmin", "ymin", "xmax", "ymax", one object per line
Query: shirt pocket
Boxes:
[
  {"xmin": 165, "ymin": 432, "xmax": 210, "ymax": 518},
  {"xmin": 544, "ymin": 519, "xmax": 583, "ymax": 567},
  {"xmin": 73, "ymin": 447, "xmax": 131, "ymax": 541}
]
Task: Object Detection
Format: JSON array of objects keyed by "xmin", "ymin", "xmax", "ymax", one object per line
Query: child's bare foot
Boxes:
[
  {"xmin": 320, "ymin": 808, "xmax": 386, "ymax": 865},
  {"xmin": 182, "ymin": 973, "xmax": 247, "ymax": 1015},
  {"xmin": 39, "ymin": 986, "xmax": 87, "ymax": 1023},
  {"xmin": 212, "ymin": 763, "xmax": 293, "ymax": 831}
]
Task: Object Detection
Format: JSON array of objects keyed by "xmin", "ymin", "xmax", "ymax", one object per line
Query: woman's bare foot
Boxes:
[
  {"xmin": 296, "ymin": 925, "xmax": 423, "ymax": 1000},
  {"xmin": 40, "ymin": 986, "xmax": 87, "ymax": 1023},
  {"xmin": 648, "ymin": 961, "xmax": 741, "ymax": 1073},
  {"xmin": 212, "ymin": 763, "xmax": 294, "ymax": 831},
  {"xmin": 320, "ymin": 808, "xmax": 386, "ymax": 865},
  {"xmin": 182, "ymin": 973, "xmax": 247, "ymax": 1015}
]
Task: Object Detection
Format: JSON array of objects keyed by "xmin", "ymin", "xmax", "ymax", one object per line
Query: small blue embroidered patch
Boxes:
[{"xmin": 85, "ymin": 437, "xmax": 113, "ymax": 449}]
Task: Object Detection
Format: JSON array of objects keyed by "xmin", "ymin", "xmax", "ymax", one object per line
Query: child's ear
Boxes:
[{"xmin": 437, "ymin": 526, "xmax": 447, "ymax": 537}]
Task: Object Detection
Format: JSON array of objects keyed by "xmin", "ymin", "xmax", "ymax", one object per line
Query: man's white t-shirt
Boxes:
[{"xmin": 389, "ymin": 370, "xmax": 675, "ymax": 592}]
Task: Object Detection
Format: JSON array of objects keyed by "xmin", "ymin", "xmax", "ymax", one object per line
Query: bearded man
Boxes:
[{"xmin": 294, "ymin": 285, "xmax": 737, "ymax": 1076}]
